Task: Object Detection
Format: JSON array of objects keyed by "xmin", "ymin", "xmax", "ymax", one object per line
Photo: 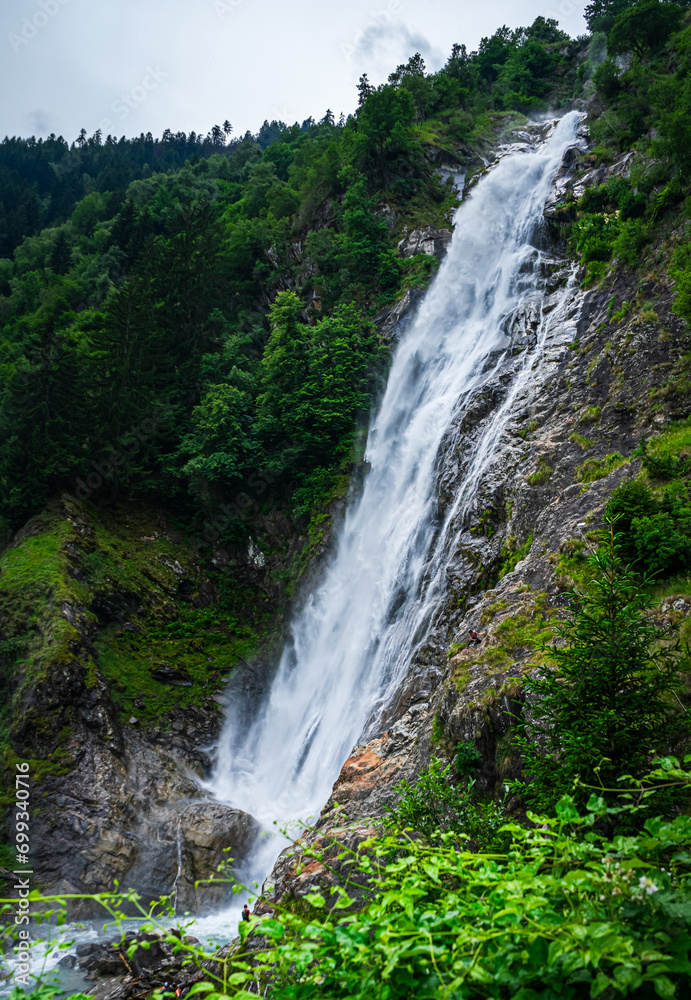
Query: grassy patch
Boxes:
[
  {"xmin": 475, "ymin": 594, "xmax": 554, "ymax": 672},
  {"xmin": 611, "ymin": 299, "xmax": 631, "ymax": 323},
  {"xmin": 575, "ymin": 451, "xmax": 628, "ymax": 484},
  {"xmin": 570, "ymin": 432, "xmax": 594, "ymax": 450},
  {"xmin": 579, "ymin": 406, "xmax": 602, "ymax": 424},
  {"xmin": 526, "ymin": 459, "xmax": 553, "ymax": 487},
  {"xmin": 0, "ymin": 500, "xmax": 274, "ymax": 741},
  {"xmin": 95, "ymin": 605, "xmax": 262, "ymax": 728},
  {"xmin": 645, "ymin": 417, "xmax": 691, "ymax": 465},
  {"xmin": 481, "ymin": 599, "xmax": 508, "ymax": 626},
  {"xmin": 647, "ymin": 354, "xmax": 691, "ymax": 416},
  {"xmin": 0, "ymin": 517, "xmax": 91, "ymax": 752},
  {"xmin": 649, "ymin": 574, "xmax": 691, "ymax": 604},
  {"xmin": 451, "ymin": 659, "xmax": 472, "ymax": 692}
]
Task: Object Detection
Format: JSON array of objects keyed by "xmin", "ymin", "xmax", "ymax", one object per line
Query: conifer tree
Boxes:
[
  {"xmin": 519, "ymin": 525, "xmax": 689, "ymax": 808},
  {"xmin": 49, "ymin": 229, "xmax": 72, "ymax": 274}
]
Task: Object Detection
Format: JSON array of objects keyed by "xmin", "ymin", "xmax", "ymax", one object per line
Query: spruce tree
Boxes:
[
  {"xmin": 49, "ymin": 230, "xmax": 72, "ymax": 274},
  {"xmin": 520, "ymin": 525, "xmax": 689, "ymax": 807}
]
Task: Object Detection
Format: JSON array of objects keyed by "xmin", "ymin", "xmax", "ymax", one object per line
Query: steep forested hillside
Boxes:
[
  {"xmin": 5, "ymin": 2, "xmax": 691, "ymax": 996},
  {"xmin": 0, "ymin": 16, "xmax": 581, "ymax": 541}
]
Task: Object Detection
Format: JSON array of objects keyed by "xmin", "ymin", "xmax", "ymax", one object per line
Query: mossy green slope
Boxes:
[{"xmin": 0, "ymin": 496, "xmax": 271, "ymax": 773}]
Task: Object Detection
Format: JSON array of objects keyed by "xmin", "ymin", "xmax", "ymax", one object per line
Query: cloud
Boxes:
[
  {"xmin": 348, "ymin": 21, "xmax": 446, "ymax": 78},
  {"xmin": 26, "ymin": 109, "xmax": 54, "ymax": 136}
]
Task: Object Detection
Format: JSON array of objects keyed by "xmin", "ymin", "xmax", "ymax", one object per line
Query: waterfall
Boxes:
[
  {"xmin": 171, "ymin": 819, "xmax": 183, "ymax": 914},
  {"xmin": 208, "ymin": 112, "xmax": 582, "ymax": 889}
]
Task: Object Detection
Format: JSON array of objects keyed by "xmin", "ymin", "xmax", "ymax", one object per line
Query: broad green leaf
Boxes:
[
  {"xmin": 261, "ymin": 919, "xmax": 285, "ymax": 940},
  {"xmin": 652, "ymin": 974, "xmax": 676, "ymax": 999},
  {"xmin": 304, "ymin": 892, "xmax": 326, "ymax": 908},
  {"xmin": 590, "ymin": 974, "xmax": 613, "ymax": 997},
  {"xmin": 556, "ymin": 796, "xmax": 580, "ymax": 822}
]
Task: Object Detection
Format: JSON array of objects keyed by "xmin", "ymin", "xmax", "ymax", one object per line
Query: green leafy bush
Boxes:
[
  {"xmin": 607, "ymin": 477, "xmax": 691, "ymax": 576},
  {"xmin": 384, "ymin": 757, "xmax": 507, "ymax": 849},
  {"xmin": 264, "ymin": 784, "xmax": 691, "ymax": 1000},
  {"xmin": 455, "ymin": 739, "xmax": 483, "ymax": 777},
  {"xmin": 612, "ymin": 217, "xmax": 648, "ymax": 265},
  {"xmin": 7, "ymin": 777, "xmax": 691, "ymax": 1000}
]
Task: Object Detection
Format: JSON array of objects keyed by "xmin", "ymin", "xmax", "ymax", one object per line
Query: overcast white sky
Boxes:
[{"xmin": 1, "ymin": 0, "xmax": 588, "ymax": 143}]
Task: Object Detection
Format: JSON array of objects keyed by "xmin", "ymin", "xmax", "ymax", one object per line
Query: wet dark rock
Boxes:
[
  {"xmin": 373, "ymin": 288, "xmax": 424, "ymax": 341},
  {"xmin": 397, "ymin": 226, "xmax": 452, "ymax": 262},
  {"xmin": 151, "ymin": 665, "xmax": 192, "ymax": 686}
]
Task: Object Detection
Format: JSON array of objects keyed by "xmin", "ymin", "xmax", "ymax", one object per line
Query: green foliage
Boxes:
[
  {"xmin": 455, "ymin": 739, "xmax": 483, "ymax": 776},
  {"xmin": 586, "ymin": 0, "xmax": 641, "ymax": 34},
  {"xmin": 581, "ymin": 405, "xmax": 602, "ymax": 423},
  {"xmin": 640, "ymin": 418, "xmax": 691, "ymax": 476},
  {"xmin": 570, "ymin": 183, "xmax": 651, "ymax": 280},
  {"xmin": 608, "ymin": 0, "xmax": 684, "ymax": 58},
  {"xmin": 256, "ymin": 291, "xmax": 380, "ymax": 473},
  {"xmin": 475, "ymin": 595, "xmax": 554, "ymax": 670},
  {"xmin": 671, "ymin": 241, "xmax": 691, "ymax": 322},
  {"xmin": 5, "ymin": 770, "xmax": 691, "ymax": 1000},
  {"xmin": 607, "ymin": 476, "xmax": 691, "ymax": 575},
  {"xmin": 518, "ymin": 530, "xmax": 689, "ymax": 808},
  {"xmin": 384, "ymin": 757, "xmax": 507, "ymax": 849},
  {"xmin": 575, "ymin": 451, "xmax": 628, "ymax": 483},
  {"xmin": 526, "ymin": 458, "xmax": 553, "ymax": 485},
  {"xmin": 7, "ymin": 782, "xmax": 691, "ymax": 1000},
  {"xmin": 570, "ymin": 431, "xmax": 594, "ymax": 450},
  {"xmin": 0, "ymin": 22, "xmax": 587, "ymax": 540},
  {"xmin": 494, "ymin": 533, "xmax": 534, "ymax": 580}
]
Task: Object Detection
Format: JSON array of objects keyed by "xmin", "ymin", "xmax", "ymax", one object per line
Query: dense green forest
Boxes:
[
  {"xmin": 0, "ymin": 14, "xmax": 583, "ymax": 547},
  {"xmin": 7, "ymin": 0, "xmax": 691, "ymax": 996}
]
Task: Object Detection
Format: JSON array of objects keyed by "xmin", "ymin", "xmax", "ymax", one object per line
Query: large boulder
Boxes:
[{"xmin": 175, "ymin": 802, "xmax": 259, "ymax": 911}]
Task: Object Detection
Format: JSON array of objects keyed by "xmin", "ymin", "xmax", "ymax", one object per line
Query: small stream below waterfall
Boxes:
[{"xmin": 1, "ymin": 111, "xmax": 585, "ymax": 996}]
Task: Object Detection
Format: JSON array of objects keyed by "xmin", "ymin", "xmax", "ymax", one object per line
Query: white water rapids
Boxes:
[{"xmin": 207, "ymin": 111, "xmax": 583, "ymax": 893}]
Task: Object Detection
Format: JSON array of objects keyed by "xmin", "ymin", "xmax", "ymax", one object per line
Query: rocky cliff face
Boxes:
[{"xmin": 255, "ymin": 133, "xmax": 691, "ymax": 909}]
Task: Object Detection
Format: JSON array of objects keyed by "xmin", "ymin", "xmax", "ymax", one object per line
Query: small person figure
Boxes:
[
  {"xmin": 242, "ymin": 903, "xmax": 251, "ymax": 922},
  {"xmin": 468, "ymin": 629, "xmax": 483, "ymax": 645}
]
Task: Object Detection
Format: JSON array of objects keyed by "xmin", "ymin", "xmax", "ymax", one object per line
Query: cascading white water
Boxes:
[{"xmin": 209, "ymin": 112, "xmax": 582, "ymax": 890}]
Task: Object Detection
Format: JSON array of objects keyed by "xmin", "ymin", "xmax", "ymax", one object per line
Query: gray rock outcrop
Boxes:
[{"xmin": 397, "ymin": 226, "xmax": 452, "ymax": 261}]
